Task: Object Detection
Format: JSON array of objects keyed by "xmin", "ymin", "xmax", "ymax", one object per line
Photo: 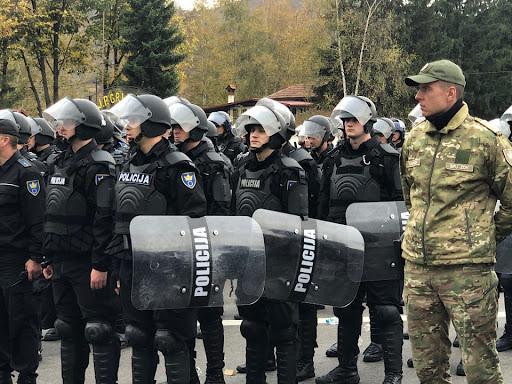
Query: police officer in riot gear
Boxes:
[
  {"xmin": 170, "ymin": 100, "xmax": 232, "ymax": 384},
  {"xmin": 107, "ymin": 94, "xmax": 207, "ymax": 384},
  {"xmin": 208, "ymin": 111, "xmax": 246, "ymax": 163},
  {"xmin": 389, "ymin": 118, "xmax": 406, "ymax": 151},
  {"xmin": 0, "ymin": 118, "xmax": 45, "ymax": 384},
  {"xmin": 232, "ymin": 101, "xmax": 308, "ymax": 384},
  {"xmin": 41, "ymin": 97, "xmax": 120, "ymax": 384},
  {"xmin": 372, "ymin": 118, "xmax": 395, "ymax": 145},
  {"xmin": 316, "ymin": 95, "xmax": 403, "ymax": 384},
  {"xmin": 262, "ymin": 101, "xmax": 322, "ymax": 381},
  {"xmin": 97, "ymin": 113, "xmax": 128, "ymax": 169},
  {"xmin": 0, "ymin": 110, "xmax": 46, "ymax": 176},
  {"xmin": 302, "ymin": 115, "xmax": 335, "ymax": 167},
  {"xmin": 30, "ymin": 117, "xmax": 58, "ymax": 164}
]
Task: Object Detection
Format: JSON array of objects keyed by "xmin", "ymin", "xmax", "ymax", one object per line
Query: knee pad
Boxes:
[
  {"xmin": 84, "ymin": 321, "xmax": 114, "ymax": 344},
  {"xmin": 271, "ymin": 325, "xmax": 296, "ymax": 345},
  {"xmin": 54, "ymin": 318, "xmax": 75, "ymax": 340},
  {"xmin": 500, "ymin": 274, "xmax": 512, "ymax": 293},
  {"xmin": 125, "ymin": 324, "xmax": 151, "ymax": 347},
  {"xmin": 373, "ymin": 305, "xmax": 401, "ymax": 325},
  {"xmin": 154, "ymin": 329, "xmax": 185, "ymax": 354},
  {"xmin": 240, "ymin": 320, "xmax": 267, "ymax": 341}
]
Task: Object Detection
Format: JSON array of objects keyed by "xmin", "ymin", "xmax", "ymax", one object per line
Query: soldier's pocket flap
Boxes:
[{"xmin": 461, "ymin": 271, "xmax": 498, "ymax": 305}]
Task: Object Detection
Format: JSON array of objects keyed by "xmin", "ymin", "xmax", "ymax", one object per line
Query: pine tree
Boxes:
[{"xmin": 121, "ymin": 0, "xmax": 184, "ymax": 96}]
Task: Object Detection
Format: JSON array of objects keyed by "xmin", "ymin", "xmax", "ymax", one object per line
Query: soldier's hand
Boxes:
[
  {"xmin": 43, "ymin": 264, "xmax": 53, "ymax": 280},
  {"xmin": 90, "ymin": 269, "xmax": 108, "ymax": 290},
  {"xmin": 25, "ymin": 259, "xmax": 42, "ymax": 281}
]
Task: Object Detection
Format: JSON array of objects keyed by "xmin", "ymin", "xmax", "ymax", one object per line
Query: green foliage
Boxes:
[{"xmin": 121, "ymin": 0, "xmax": 184, "ymax": 97}]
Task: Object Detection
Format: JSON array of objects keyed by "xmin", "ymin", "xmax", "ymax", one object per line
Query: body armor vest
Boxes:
[
  {"xmin": 45, "ymin": 161, "xmax": 91, "ymax": 235},
  {"xmin": 329, "ymin": 153, "xmax": 381, "ymax": 221},
  {"xmin": 114, "ymin": 161, "xmax": 167, "ymax": 235},
  {"xmin": 235, "ymin": 164, "xmax": 282, "ymax": 216}
]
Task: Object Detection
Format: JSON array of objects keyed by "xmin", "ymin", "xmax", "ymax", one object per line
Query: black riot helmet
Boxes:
[
  {"xmin": 43, "ymin": 97, "xmax": 105, "ymax": 140},
  {"xmin": 0, "ymin": 110, "xmax": 32, "ymax": 144},
  {"xmin": 168, "ymin": 101, "xmax": 209, "ymax": 142},
  {"xmin": 234, "ymin": 103, "xmax": 288, "ymax": 151},
  {"xmin": 96, "ymin": 112, "xmax": 116, "ymax": 145},
  {"xmin": 32, "ymin": 117, "xmax": 56, "ymax": 146},
  {"xmin": 107, "ymin": 94, "xmax": 171, "ymax": 138}
]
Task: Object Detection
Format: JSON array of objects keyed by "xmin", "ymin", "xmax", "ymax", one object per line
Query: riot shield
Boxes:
[
  {"xmin": 252, "ymin": 209, "xmax": 364, "ymax": 308},
  {"xmin": 346, "ymin": 201, "xmax": 408, "ymax": 281},
  {"xmin": 496, "ymin": 234, "xmax": 512, "ymax": 273},
  {"xmin": 130, "ymin": 216, "xmax": 266, "ymax": 310}
]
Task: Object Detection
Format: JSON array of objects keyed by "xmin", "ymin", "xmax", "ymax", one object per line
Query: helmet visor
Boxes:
[
  {"xmin": 234, "ymin": 105, "xmax": 281, "ymax": 138},
  {"xmin": 502, "ymin": 105, "xmax": 512, "ymax": 123},
  {"xmin": 208, "ymin": 111, "xmax": 227, "ymax": 127},
  {"xmin": 302, "ymin": 120, "xmax": 326, "ymax": 137},
  {"xmin": 27, "ymin": 117, "xmax": 42, "ymax": 135},
  {"xmin": 373, "ymin": 118, "xmax": 393, "ymax": 139},
  {"xmin": 169, "ymin": 103, "xmax": 199, "ymax": 132},
  {"xmin": 408, "ymin": 104, "xmax": 423, "ymax": 124},
  {"xmin": 107, "ymin": 94, "xmax": 152, "ymax": 129},
  {"xmin": 43, "ymin": 98, "xmax": 86, "ymax": 130},
  {"xmin": 331, "ymin": 96, "xmax": 372, "ymax": 126}
]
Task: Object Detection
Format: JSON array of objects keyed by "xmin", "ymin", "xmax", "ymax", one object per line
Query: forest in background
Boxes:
[{"xmin": 0, "ymin": 0, "xmax": 510, "ymax": 121}]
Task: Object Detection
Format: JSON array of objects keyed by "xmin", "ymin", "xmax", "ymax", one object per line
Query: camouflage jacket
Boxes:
[{"xmin": 400, "ymin": 103, "xmax": 512, "ymax": 266}]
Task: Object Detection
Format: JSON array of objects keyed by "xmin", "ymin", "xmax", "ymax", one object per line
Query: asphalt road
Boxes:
[{"xmin": 34, "ymin": 297, "xmax": 511, "ymax": 383}]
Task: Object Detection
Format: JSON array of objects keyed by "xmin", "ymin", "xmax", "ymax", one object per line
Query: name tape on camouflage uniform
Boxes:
[{"xmin": 445, "ymin": 163, "xmax": 474, "ymax": 173}]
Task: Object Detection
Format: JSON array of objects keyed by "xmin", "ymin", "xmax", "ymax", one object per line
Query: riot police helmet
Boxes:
[
  {"xmin": 372, "ymin": 117, "xmax": 394, "ymax": 140},
  {"xmin": 489, "ymin": 118, "xmax": 511, "ymax": 140},
  {"xmin": 168, "ymin": 101, "xmax": 209, "ymax": 142},
  {"xmin": 43, "ymin": 97, "xmax": 104, "ymax": 140},
  {"xmin": 234, "ymin": 103, "xmax": 288, "ymax": 150},
  {"xmin": 408, "ymin": 104, "xmax": 424, "ymax": 125},
  {"xmin": 32, "ymin": 117, "xmax": 55, "ymax": 146},
  {"xmin": 256, "ymin": 98, "xmax": 296, "ymax": 139},
  {"xmin": 96, "ymin": 112, "xmax": 116, "ymax": 145},
  {"xmin": 208, "ymin": 111, "xmax": 232, "ymax": 133},
  {"xmin": 502, "ymin": 105, "xmax": 512, "ymax": 124},
  {"xmin": 206, "ymin": 120, "xmax": 218, "ymax": 138},
  {"xmin": 303, "ymin": 115, "xmax": 335, "ymax": 142},
  {"xmin": 331, "ymin": 95, "xmax": 377, "ymax": 132}
]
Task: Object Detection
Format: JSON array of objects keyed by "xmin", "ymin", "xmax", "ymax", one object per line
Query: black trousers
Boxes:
[{"xmin": 0, "ymin": 263, "xmax": 39, "ymax": 378}]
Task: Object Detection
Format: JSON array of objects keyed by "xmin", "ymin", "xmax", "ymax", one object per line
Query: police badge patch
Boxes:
[
  {"xmin": 95, "ymin": 174, "xmax": 109, "ymax": 185},
  {"xmin": 26, "ymin": 180, "xmax": 41, "ymax": 196},
  {"xmin": 181, "ymin": 172, "xmax": 197, "ymax": 189},
  {"xmin": 287, "ymin": 180, "xmax": 297, "ymax": 190}
]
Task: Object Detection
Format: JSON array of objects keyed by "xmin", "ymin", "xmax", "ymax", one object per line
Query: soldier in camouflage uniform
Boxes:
[{"xmin": 401, "ymin": 59, "xmax": 512, "ymax": 384}]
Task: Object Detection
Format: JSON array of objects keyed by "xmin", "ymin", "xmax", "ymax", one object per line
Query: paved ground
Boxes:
[{"xmin": 35, "ymin": 298, "xmax": 511, "ymax": 383}]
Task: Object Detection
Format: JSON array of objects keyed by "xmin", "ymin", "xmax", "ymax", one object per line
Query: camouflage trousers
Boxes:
[{"xmin": 404, "ymin": 261, "xmax": 503, "ymax": 384}]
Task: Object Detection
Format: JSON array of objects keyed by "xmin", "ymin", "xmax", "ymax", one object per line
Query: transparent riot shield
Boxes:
[
  {"xmin": 252, "ymin": 209, "xmax": 364, "ymax": 308},
  {"xmin": 130, "ymin": 216, "xmax": 266, "ymax": 310},
  {"xmin": 346, "ymin": 201, "xmax": 408, "ymax": 281},
  {"xmin": 496, "ymin": 234, "xmax": 512, "ymax": 273}
]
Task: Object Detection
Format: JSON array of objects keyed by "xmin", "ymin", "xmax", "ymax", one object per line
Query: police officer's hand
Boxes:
[
  {"xmin": 43, "ymin": 264, "xmax": 53, "ymax": 280},
  {"xmin": 90, "ymin": 269, "xmax": 108, "ymax": 290},
  {"xmin": 25, "ymin": 259, "xmax": 42, "ymax": 281}
]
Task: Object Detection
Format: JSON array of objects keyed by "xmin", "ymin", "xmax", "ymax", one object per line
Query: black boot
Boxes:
[
  {"xmin": 236, "ymin": 358, "xmax": 276, "ymax": 374},
  {"xmin": 60, "ymin": 337, "xmax": 90, "ymax": 384},
  {"xmin": 316, "ymin": 309, "xmax": 361, "ymax": 384},
  {"xmin": 362, "ymin": 342, "xmax": 383, "ymax": 363},
  {"xmin": 245, "ymin": 342, "xmax": 267, "ymax": 384},
  {"xmin": 325, "ymin": 343, "xmax": 338, "ymax": 358},
  {"xmin": 91, "ymin": 338, "xmax": 121, "ymax": 384},
  {"xmin": 376, "ymin": 306, "xmax": 403, "ymax": 384},
  {"xmin": 297, "ymin": 307, "xmax": 317, "ymax": 381},
  {"xmin": 163, "ymin": 349, "xmax": 190, "ymax": 384},
  {"xmin": 497, "ymin": 329, "xmax": 512, "ymax": 352},
  {"xmin": 275, "ymin": 340, "xmax": 297, "ymax": 384},
  {"xmin": 201, "ymin": 318, "xmax": 225, "ymax": 384},
  {"xmin": 132, "ymin": 347, "xmax": 158, "ymax": 384}
]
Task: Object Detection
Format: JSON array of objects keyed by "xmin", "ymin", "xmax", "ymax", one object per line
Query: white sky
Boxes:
[{"xmin": 174, "ymin": 0, "xmax": 215, "ymax": 10}]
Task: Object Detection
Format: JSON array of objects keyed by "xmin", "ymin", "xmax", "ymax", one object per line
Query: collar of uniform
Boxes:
[
  {"xmin": 185, "ymin": 139, "xmax": 209, "ymax": 161},
  {"xmin": 344, "ymin": 135, "xmax": 379, "ymax": 155},
  {"xmin": 424, "ymin": 102, "xmax": 469, "ymax": 135},
  {"xmin": 65, "ymin": 139, "xmax": 97, "ymax": 162},
  {"xmin": 0, "ymin": 150, "xmax": 21, "ymax": 173},
  {"xmin": 141, "ymin": 138, "xmax": 170, "ymax": 161},
  {"xmin": 246, "ymin": 149, "xmax": 278, "ymax": 171}
]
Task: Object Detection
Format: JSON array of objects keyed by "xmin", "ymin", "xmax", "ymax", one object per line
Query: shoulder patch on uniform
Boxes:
[
  {"xmin": 475, "ymin": 117, "xmax": 501, "ymax": 136},
  {"xmin": 26, "ymin": 179, "xmax": 41, "ymax": 196},
  {"xmin": 181, "ymin": 172, "xmax": 197, "ymax": 189},
  {"xmin": 287, "ymin": 180, "xmax": 297, "ymax": 190},
  {"xmin": 17, "ymin": 157, "xmax": 32, "ymax": 168},
  {"xmin": 280, "ymin": 155, "xmax": 302, "ymax": 170},
  {"xmin": 95, "ymin": 174, "xmax": 110, "ymax": 185},
  {"xmin": 503, "ymin": 149, "xmax": 512, "ymax": 167}
]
